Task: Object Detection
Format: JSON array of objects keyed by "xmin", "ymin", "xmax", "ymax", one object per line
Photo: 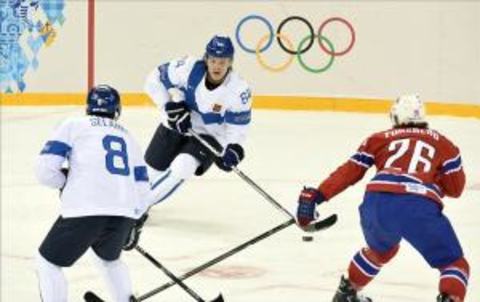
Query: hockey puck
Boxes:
[{"xmin": 302, "ymin": 235, "xmax": 314, "ymax": 242}]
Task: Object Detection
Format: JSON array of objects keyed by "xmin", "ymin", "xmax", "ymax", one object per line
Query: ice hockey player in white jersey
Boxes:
[
  {"xmin": 35, "ymin": 85, "xmax": 149, "ymax": 302},
  {"xmin": 143, "ymin": 35, "xmax": 252, "ymax": 206}
]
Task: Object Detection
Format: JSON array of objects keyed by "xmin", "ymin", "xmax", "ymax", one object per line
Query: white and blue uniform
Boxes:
[
  {"xmin": 35, "ymin": 114, "xmax": 153, "ymax": 302},
  {"xmin": 144, "ymin": 55, "xmax": 252, "ymax": 148},
  {"xmin": 143, "ymin": 56, "xmax": 252, "ymax": 206},
  {"xmin": 35, "ymin": 115, "xmax": 150, "ymax": 219}
]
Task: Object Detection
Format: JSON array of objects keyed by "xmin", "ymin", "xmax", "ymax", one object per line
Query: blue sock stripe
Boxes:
[
  {"xmin": 353, "ymin": 252, "xmax": 380, "ymax": 276},
  {"xmin": 151, "ymin": 170, "xmax": 172, "ymax": 190},
  {"xmin": 156, "ymin": 179, "xmax": 185, "ymax": 204},
  {"xmin": 442, "ymin": 269, "xmax": 469, "ymax": 286}
]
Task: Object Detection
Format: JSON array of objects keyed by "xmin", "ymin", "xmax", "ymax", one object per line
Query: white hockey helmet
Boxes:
[{"xmin": 390, "ymin": 94, "xmax": 426, "ymax": 126}]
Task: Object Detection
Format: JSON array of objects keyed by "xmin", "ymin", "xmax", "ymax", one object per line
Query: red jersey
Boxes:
[{"xmin": 318, "ymin": 127, "xmax": 465, "ymax": 207}]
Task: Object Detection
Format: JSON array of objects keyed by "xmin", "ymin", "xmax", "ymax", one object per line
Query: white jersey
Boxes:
[
  {"xmin": 144, "ymin": 55, "xmax": 252, "ymax": 148},
  {"xmin": 35, "ymin": 116, "xmax": 150, "ymax": 219}
]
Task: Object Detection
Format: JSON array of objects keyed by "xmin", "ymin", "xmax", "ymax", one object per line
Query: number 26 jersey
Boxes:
[{"xmin": 319, "ymin": 127, "xmax": 465, "ymax": 207}]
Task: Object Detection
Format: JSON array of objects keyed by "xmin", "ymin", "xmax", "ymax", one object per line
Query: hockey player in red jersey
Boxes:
[{"xmin": 296, "ymin": 95, "xmax": 469, "ymax": 302}]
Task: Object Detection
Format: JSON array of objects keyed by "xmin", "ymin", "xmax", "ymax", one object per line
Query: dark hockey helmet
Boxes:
[
  {"xmin": 205, "ymin": 35, "xmax": 234, "ymax": 58},
  {"xmin": 86, "ymin": 84, "xmax": 121, "ymax": 119}
]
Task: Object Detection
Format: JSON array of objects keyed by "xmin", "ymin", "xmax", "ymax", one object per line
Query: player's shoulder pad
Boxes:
[
  {"xmin": 224, "ymin": 72, "xmax": 252, "ymax": 109},
  {"xmin": 169, "ymin": 55, "xmax": 196, "ymax": 72},
  {"xmin": 358, "ymin": 130, "xmax": 385, "ymax": 149},
  {"xmin": 60, "ymin": 116, "xmax": 86, "ymax": 128},
  {"xmin": 431, "ymin": 128, "xmax": 460, "ymax": 153}
]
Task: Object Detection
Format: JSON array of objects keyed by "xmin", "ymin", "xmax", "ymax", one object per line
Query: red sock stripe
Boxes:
[
  {"xmin": 348, "ymin": 259, "xmax": 373, "ymax": 289},
  {"xmin": 439, "ymin": 257, "xmax": 470, "ymax": 301},
  {"xmin": 347, "ymin": 246, "xmax": 399, "ymax": 290},
  {"xmin": 439, "ymin": 277, "xmax": 466, "ymax": 301}
]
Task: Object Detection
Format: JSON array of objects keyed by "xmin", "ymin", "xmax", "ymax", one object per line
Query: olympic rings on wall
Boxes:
[{"xmin": 235, "ymin": 14, "xmax": 356, "ymax": 73}]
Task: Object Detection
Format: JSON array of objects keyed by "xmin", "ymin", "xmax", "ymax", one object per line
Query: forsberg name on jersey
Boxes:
[{"xmin": 384, "ymin": 127, "xmax": 439, "ymax": 140}]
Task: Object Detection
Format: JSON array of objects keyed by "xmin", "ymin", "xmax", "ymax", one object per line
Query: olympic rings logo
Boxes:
[{"xmin": 235, "ymin": 14, "xmax": 356, "ymax": 73}]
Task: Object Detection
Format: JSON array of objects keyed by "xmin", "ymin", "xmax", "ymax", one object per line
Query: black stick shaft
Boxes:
[
  {"xmin": 136, "ymin": 219, "xmax": 295, "ymax": 301},
  {"xmin": 231, "ymin": 166, "xmax": 293, "ymax": 218},
  {"xmin": 189, "ymin": 130, "xmax": 292, "ymax": 218},
  {"xmin": 135, "ymin": 246, "xmax": 206, "ymax": 302},
  {"xmin": 188, "ymin": 130, "xmax": 324, "ymax": 231}
]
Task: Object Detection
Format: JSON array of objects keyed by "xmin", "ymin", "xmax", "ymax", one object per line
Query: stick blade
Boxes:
[
  {"xmin": 211, "ymin": 293, "xmax": 225, "ymax": 302},
  {"xmin": 304, "ymin": 214, "xmax": 338, "ymax": 232},
  {"xmin": 84, "ymin": 291, "xmax": 105, "ymax": 302}
]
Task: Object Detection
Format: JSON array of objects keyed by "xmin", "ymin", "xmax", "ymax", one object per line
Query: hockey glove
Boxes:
[
  {"xmin": 123, "ymin": 213, "xmax": 149, "ymax": 251},
  {"xmin": 218, "ymin": 144, "xmax": 244, "ymax": 172},
  {"xmin": 165, "ymin": 101, "xmax": 191, "ymax": 134},
  {"xmin": 296, "ymin": 187, "xmax": 325, "ymax": 228}
]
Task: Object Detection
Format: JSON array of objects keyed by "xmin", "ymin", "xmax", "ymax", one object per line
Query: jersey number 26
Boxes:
[{"xmin": 385, "ymin": 138, "xmax": 435, "ymax": 173}]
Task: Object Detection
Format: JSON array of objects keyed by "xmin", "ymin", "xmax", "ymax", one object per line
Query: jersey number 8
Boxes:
[{"xmin": 102, "ymin": 135, "xmax": 130, "ymax": 176}]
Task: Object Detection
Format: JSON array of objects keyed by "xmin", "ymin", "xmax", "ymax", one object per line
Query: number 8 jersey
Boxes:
[
  {"xmin": 318, "ymin": 127, "xmax": 465, "ymax": 208},
  {"xmin": 35, "ymin": 116, "xmax": 150, "ymax": 219}
]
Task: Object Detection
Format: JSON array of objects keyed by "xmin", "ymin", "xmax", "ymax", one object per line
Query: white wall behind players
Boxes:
[{"xmin": 24, "ymin": 1, "xmax": 480, "ymax": 104}]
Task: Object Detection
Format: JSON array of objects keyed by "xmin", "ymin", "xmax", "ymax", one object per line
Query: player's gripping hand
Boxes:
[
  {"xmin": 123, "ymin": 213, "xmax": 149, "ymax": 251},
  {"xmin": 165, "ymin": 101, "xmax": 191, "ymax": 134},
  {"xmin": 296, "ymin": 187, "xmax": 325, "ymax": 227},
  {"xmin": 218, "ymin": 144, "xmax": 244, "ymax": 172}
]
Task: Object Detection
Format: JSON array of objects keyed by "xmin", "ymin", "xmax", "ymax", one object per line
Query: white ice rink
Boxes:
[{"xmin": 2, "ymin": 106, "xmax": 479, "ymax": 302}]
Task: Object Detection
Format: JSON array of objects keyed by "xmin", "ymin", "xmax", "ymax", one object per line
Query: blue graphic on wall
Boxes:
[{"xmin": 0, "ymin": 0, "xmax": 65, "ymax": 93}]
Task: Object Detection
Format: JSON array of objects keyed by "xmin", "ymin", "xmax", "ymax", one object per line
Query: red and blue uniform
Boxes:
[
  {"xmin": 319, "ymin": 127, "xmax": 464, "ymax": 206},
  {"xmin": 317, "ymin": 127, "xmax": 469, "ymax": 300}
]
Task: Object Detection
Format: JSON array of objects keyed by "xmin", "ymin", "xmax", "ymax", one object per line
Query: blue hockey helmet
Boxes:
[
  {"xmin": 205, "ymin": 35, "xmax": 234, "ymax": 58},
  {"xmin": 86, "ymin": 84, "xmax": 121, "ymax": 119}
]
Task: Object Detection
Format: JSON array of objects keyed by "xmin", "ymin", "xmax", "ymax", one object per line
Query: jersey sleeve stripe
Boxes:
[
  {"xmin": 443, "ymin": 154, "xmax": 461, "ymax": 167},
  {"xmin": 350, "ymin": 152, "xmax": 374, "ymax": 167},
  {"xmin": 40, "ymin": 140, "xmax": 71, "ymax": 157},
  {"xmin": 158, "ymin": 63, "xmax": 174, "ymax": 89},
  {"xmin": 444, "ymin": 166, "xmax": 462, "ymax": 175},
  {"xmin": 134, "ymin": 166, "xmax": 149, "ymax": 182},
  {"xmin": 225, "ymin": 110, "xmax": 251, "ymax": 125},
  {"xmin": 442, "ymin": 155, "xmax": 462, "ymax": 174},
  {"xmin": 349, "ymin": 158, "xmax": 370, "ymax": 168},
  {"xmin": 359, "ymin": 151, "xmax": 374, "ymax": 159}
]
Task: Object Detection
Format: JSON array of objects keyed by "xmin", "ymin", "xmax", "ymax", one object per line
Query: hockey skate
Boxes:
[
  {"xmin": 437, "ymin": 294, "xmax": 455, "ymax": 302},
  {"xmin": 332, "ymin": 276, "xmax": 372, "ymax": 302}
]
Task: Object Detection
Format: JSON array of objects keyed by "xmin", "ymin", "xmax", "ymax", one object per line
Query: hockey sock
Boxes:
[
  {"xmin": 150, "ymin": 169, "xmax": 184, "ymax": 204},
  {"xmin": 439, "ymin": 257, "xmax": 469, "ymax": 301},
  {"xmin": 150, "ymin": 154, "xmax": 199, "ymax": 204},
  {"xmin": 348, "ymin": 245, "xmax": 399, "ymax": 289},
  {"xmin": 36, "ymin": 252, "xmax": 68, "ymax": 302},
  {"xmin": 92, "ymin": 253, "xmax": 133, "ymax": 302}
]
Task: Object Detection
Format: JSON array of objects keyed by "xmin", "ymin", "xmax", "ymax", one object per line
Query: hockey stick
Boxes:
[
  {"xmin": 84, "ymin": 245, "xmax": 225, "ymax": 302},
  {"xmin": 134, "ymin": 245, "xmax": 224, "ymax": 302},
  {"xmin": 133, "ymin": 214, "xmax": 336, "ymax": 301},
  {"xmin": 188, "ymin": 129, "xmax": 337, "ymax": 233}
]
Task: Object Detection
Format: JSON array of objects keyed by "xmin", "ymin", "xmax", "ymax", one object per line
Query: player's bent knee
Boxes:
[
  {"xmin": 36, "ymin": 251, "xmax": 62, "ymax": 271},
  {"xmin": 365, "ymin": 244, "xmax": 399, "ymax": 265},
  {"xmin": 92, "ymin": 251, "xmax": 121, "ymax": 267},
  {"xmin": 169, "ymin": 153, "xmax": 200, "ymax": 180}
]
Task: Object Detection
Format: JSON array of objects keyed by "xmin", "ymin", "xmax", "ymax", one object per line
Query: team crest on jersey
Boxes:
[{"xmin": 212, "ymin": 103, "xmax": 222, "ymax": 112}]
